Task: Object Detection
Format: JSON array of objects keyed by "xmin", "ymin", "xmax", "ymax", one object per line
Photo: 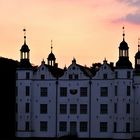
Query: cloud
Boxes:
[
  {"xmin": 114, "ymin": 0, "xmax": 140, "ymax": 25},
  {"xmin": 125, "ymin": 13, "xmax": 140, "ymax": 24},
  {"xmin": 113, "ymin": 12, "xmax": 140, "ymax": 25},
  {"xmin": 118, "ymin": 0, "xmax": 140, "ymax": 7}
]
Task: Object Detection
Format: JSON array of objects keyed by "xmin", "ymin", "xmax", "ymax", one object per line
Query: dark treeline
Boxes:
[{"xmin": 0, "ymin": 57, "xmax": 19, "ymax": 139}]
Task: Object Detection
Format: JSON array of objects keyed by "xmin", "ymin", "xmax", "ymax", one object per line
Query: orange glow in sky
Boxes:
[{"xmin": 0, "ymin": 0, "xmax": 140, "ymax": 68}]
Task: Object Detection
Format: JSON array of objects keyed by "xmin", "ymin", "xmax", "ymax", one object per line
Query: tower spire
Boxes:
[
  {"xmin": 138, "ymin": 38, "xmax": 140, "ymax": 51},
  {"xmin": 23, "ymin": 28, "xmax": 26, "ymax": 44},
  {"xmin": 122, "ymin": 26, "xmax": 125, "ymax": 41}
]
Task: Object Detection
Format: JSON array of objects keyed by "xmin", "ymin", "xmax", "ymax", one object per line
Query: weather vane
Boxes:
[
  {"xmin": 51, "ymin": 40, "xmax": 53, "ymax": 52},
  {"xmin": 122, "ymin": 26, "xmax": 125, "ymax": 40},
  {"xmin": 23, "ymin": 28, "xmax": 26, "ymax": 44}
]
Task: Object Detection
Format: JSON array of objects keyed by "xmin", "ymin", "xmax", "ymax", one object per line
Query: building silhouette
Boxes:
[{"xmin": 16, "ymin": 28, "xmax": 140, "ymax": 139}]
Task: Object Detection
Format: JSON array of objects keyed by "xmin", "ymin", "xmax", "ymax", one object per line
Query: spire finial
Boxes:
[
  {"xmin": 122, "ymin": 26, "xmax": 125, "ymax": 41},
  {"xmin": 103, "ymin": 57, "xmax": 107, "ymax": 63},
  {"xmin": 138, "ymin": 38, "xmax": 140, "ymax": 51},
  {"xmin": 23, "ymin": 28, "xmax": 26, "ymax": 44},
  {"xmin": 51, "ymin": 40, "xmax": 53, "ymax": 53}
]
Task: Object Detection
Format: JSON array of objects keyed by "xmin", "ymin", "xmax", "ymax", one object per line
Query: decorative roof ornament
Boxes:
[
  {"xmin": 72, "ymin": 57, "xmax": 76, "ymax": 64},
  {"xmin": 103, "ymin": 57, "xmax": 107, "ymax": 63},
  {"xmin": 122, "ymin": 26, "xmax": 125, "ymax": 41},
  {"xmin": 41, "ymin": 58, "xmax": 45, "ymax": 64},
  {"xmin": 23, "ymin": 28, "xmax": 26, "ymax": 44}
]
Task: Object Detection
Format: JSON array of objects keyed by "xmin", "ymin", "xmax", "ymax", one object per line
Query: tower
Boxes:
[
  {"xmin": 116, "ymin": 27, "xmax": 132, "ymax": 69},
  {"xmin": 135, "ymin": 38, "xmax": 140, "ymax": 72},
  {"xmin": 113, "ymin": 27, "xmax": 133, "ymax": 139},
  {"xmin": 47, "ymin": 40, "xmax": 56, "ymax": 66},
  {"xmin": 20, "ymin": 29, "xmax": 31, "ymax": 68}
]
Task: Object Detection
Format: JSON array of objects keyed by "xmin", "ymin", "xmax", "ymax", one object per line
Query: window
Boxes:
[
  {"xmin": 100, "ymin": 87, "xmax": 108, "ymax": 97},
  {"xmin": 25, "ymin": 103, "xmax": 29, "ymax": 113},
  {"xmin": 40, "ymin": 121, "xmax": 47, "ymax": 131},
  {"xmin": 59, "ymin": 121, "xmax": 67, "ymax": 132},
  {"xmin": 75, "ymin": 74, "xmax": 78, "ymax": 79},
  {"xmin": 100, "ymin": 122, "xmax": 107, "ymax": 132},
  {"xmin": 60, "ymin": 87, "xmax": 67, "ymax": 97},
  {"xmin": 127, "ymin": 71, "xmax": 131, "ymax": 79},
  {"xmin": 80, "ymin": 104, "xmax": 87, "ymax": 114},
  {"xmin": 100, "ymin": 104, "xmax": 108, "ymax": 114},
  {"xmin": 40, "ymin": 104, "xmax": 47, "ymax": 114},
  {"xmin": 115, "ymin": 71, "xmax": 118, "ymax": 79},
  {"xmin": 70, "ymin": 121, "xmax": 77, "ymax": 135},
  {"xmin": 115, "ymin": 86, "xmax": 117, "ymax": 96},
  {"xmin": 26, "ymin": 86, "xmax": 30, "ymax": 96},
  {"xmin": 114, "ymin": 103, "xmax": 117, "ymax": 114},
  {"xmin": 114, "ymin": 122, "xmax": 117, "ymax": 132},
  {"xmin": 103, "ymin": 74, "xmax": 107, "ymax": 79},
  {"xmin": 60, "ymin": 104, "xmax": 67, "ymax": 114},
  {"xmin": 26, "ymin": 72, "xmax": 30, "ymax": 79},
  {"xmin": 126, "ymin": 123, "xmax": 130, "ymax": 133},
  {"xmin": 80, "ymin": 122, "xmax": 88, "ymax": 132},
  {"xmin": 80, "ymin": 87, "xmax": 88, "ymax": 97},
  {"xmin": 16, "ymin": 103, "xmax": 17, "ymax": 113},
  {"xmin": 69, "ymin": 74, "xmax": 72, "ymax": 79},
  {"xmin": 40, "ymin": 87, "xmax": 48, "ymax": 96},
  {"xmin": 70, "ymin": 104, "xmax": 77, "ymax": 114},
  {"xmin": 16, "ymin": 73, "xmax": 18, "ymax": 79},
  {"xmin": 127, "ymin": 86, "xmax": 131, "ymax": 96},
  {"xmin": 25, "ymin": 121, "xmax": 29, "ymax": 131},
  {"xmin": 41, "ymin": 74, "xmax": 45, "ymax": 80},
  {"xmin": 15, "ymin": 86, "xmax": 18, "ymax": 97},
  {"xmin": 126, "ymin": 104, "xmax": 130, "ymax": 114}
]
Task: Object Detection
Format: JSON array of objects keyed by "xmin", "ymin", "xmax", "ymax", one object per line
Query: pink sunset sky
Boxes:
[{"xmin": 0, "ymin": 0, "xmax": 140, "ymax": 68}]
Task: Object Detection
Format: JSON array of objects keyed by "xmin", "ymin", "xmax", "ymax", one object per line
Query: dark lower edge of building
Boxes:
[{"xmin": 15, "ymin": 137, "xmax": 140, "ymax": 140}]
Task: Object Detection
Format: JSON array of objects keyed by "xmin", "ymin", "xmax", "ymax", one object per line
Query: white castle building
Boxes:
[{"xmin": 16, "ymin": 29, "xmax": 140, "ymax": 139}]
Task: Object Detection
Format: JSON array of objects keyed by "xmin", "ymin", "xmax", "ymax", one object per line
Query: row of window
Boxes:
[
  {"xmin": 16, "ymin": 71, "xmax": 132, "ymax": 80},
  {"xmin": 115, "ymin": 71, "xmax": 131, "ymax": 79},
  {"xmin": 18, "ymin": 86, "xmax": 131, "ymax": 97},
  {"xmin": 20, "ymin": 103, "xmax": 130, "ymax": 114},
  {"xmin": 60, "ymin": 104, "xmax": 87, "ymax": 114},
  {"xmin": 24, "ymin": 104, "xmax": 88, "ymax": 114},
  {"xmin": 22, "ymin": 121, "xmax": 130, "ymax": 133}
]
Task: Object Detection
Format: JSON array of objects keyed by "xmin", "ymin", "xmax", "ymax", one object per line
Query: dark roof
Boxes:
[
  {"xmin": 76, "ymin": 64, "xmax": 93, "ymax": 77},
  {"xmin": 90, "ymin": 63, "xmax": 101, "ymax": 76},
  {"xmin": 135, "ymin": 51, "xmax": 140, "ymax": 58},
  {"xmin": 119, "ymin": 40, "xmax": 129, "ymax": 50},
  {"xmin": 116, "ymin": 57, "xmax": 132, "ymax": 69},
  {"xmin": 45, "ymin": 64, "xmax": 64, "ymax": 78},
  {"xmin": 47, "ymin": 52, "xmax": 56, "ymax": 61},
  {"xmin": 18, "ymin": 59, "xmax": 32, "ymax": 69},
  {"xmin": 20, "ymin": 43, "xmax": 30, "ymax": 52}
]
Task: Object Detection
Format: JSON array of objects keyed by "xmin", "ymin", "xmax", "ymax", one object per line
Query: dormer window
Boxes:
[
  {"xmin": 75, "ymin": 74, "xmax": 78, "ymax": 79},
  {"xmin": 41, "ymin": 74, "xmax": 45, "ymax": 80},
  {"xmin": 103, "ymin": 74, "xmax": 107, "ymax": 79},
  {"xmin": 69, "ymin": 74, "xmax": 72, "ymax": 79},
  {"xmin": 69, "ymin": 74, "xmax": 78, "ymax": 79}
]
